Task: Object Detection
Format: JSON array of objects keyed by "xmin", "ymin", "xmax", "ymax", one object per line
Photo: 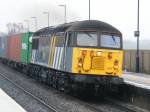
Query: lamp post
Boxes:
[
  {"xmin": 59, "ymin": 4, "xmax": 66, "ymax": 23},
  {"xmin": 31, "ymin": 17, "xmax": 38, "ymax": 31},
  {"xmin": 43, "ymin": 11, "xmax": 50, "ymax": 27},
  {"xmin": 24, "ymin": 20, "xmax": 29, "ymax": 32},
  {"xmin": 89, "ymin": 0, "xmax": 91, "ymax": 20},
  {"xmin": 134, "ymin": 0, "xmax": 140, "ymax": 73}
]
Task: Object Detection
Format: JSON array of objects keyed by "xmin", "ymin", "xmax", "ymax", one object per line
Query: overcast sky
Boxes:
[{"xmin": 0, "ymin": 0, "xmax": 150, "ymax": 41}]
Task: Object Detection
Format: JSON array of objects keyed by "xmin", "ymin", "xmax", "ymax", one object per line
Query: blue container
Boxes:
[{"xmin": 0, "ymin": 35, "xmax": 7, "ymax": 58}]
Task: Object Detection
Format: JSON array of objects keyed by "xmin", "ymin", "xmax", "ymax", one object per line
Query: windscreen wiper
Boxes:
[
  {"xmin": 112, "ymin": 36, "xmax": 117, "ymax": 44},
  {"xmin": 85, "ymin": 32, "xmax": 94, "ymax": 39}
]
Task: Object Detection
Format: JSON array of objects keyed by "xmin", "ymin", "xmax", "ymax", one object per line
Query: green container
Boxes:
[{"xmin": 20, "ymin": 32, "xmax": 32, "ymax": 63}]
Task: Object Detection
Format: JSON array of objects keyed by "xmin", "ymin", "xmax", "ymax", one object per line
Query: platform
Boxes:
[
  {"xmin": 0, "ymin": 88, "xmax": 26, "ymax": 112},
  {"xmin": 123, "ymin": 72, "xmax": 150, "ymax": 90}
]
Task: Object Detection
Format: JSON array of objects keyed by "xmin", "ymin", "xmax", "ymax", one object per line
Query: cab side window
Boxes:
[
  {"xmin": 56, "ymin": 32, "xmax": 65, "ymax": 47},
  {"xmin": 67, "ymin": 32, "xmax": 75, "ymax": 47},
  {"xmin": 32, "ymin": 38, "xmax": 39, "ymax": 49}
]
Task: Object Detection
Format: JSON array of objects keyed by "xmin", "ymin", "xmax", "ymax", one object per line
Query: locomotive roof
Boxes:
[
  {"xmin": 33, "ymin": 20, "xmax": 121, "ymax": 37},
  {"xmin": 67, "ymin": 20, "xmax": 121, "ymax": 34}
]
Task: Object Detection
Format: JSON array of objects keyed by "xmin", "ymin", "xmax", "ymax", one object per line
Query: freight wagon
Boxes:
[
  {"xmin": 1, "ymin": 32, "xmax": 32, "ymax": 69},
  {"xmin": 0, "ymin": 35, "xmax": 7, "ymax": 58}
]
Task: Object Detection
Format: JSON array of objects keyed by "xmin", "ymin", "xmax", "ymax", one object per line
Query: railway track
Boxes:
[
  {"xmin": 0, "ymin": 69, "xmax": 105, "ymax": 112},
  {"xmin": 0, "ymin": 64, "xmax": 148, "ymax": 112},
  {"xmin": 82, "ymin": 97, "xmax": 146, "ymax": 112},
  {"xmin": 0, "ymin": 72, "xmax": 58, "ymax": 112},
  {"xmin": 0, "ymin": 70, "xmax": 105, "ymax": 112},
  {"xmin": 104, "ymin": 97, "xmax": 148, "ymax": 112}
]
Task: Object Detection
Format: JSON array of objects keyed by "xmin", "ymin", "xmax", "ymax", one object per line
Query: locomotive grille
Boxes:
[{"xmin": 92, "ymin": 57, "xmax": 104, "ymax": 70}]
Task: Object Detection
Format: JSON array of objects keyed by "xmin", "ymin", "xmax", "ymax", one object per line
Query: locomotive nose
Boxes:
[
  {"xmin": 77, "ymin": 50, "xmax": 105, "ymax": 72},
  {"xmin": 76, "ymin": 49, "xmax": 121, "ymax": 75}
]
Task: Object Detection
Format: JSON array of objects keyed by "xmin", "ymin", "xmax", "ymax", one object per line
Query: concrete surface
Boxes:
[
  {"xmin": 0, "ymin": 88, "xmax": 26, "ymax": 112},
  {"xmin": 123, "ymin": 72, "xmax": 150, "ymax": 89}
]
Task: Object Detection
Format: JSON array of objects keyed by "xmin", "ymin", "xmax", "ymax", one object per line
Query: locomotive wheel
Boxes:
[
  {"xmin": 64, "ymin": 81, "xmax": 71, "ymax": 94},
  {"xmin": 39, "ymin": 69, "xmax": 47, "ymax": 83},
  {"xmin": 36, "ymin": 70, "xmax": 40, "ymax": 80},
  {"xmin": 52, "ymin": 71, "xmax": 58, "ymax": 89},
  {"xmin": 58, "ymin": 73, "xmax": 70, "ymax": 92},
  {"xmin": 36, "ymin": 67, "xmax": 41, "ymax": 80},
  {"xmin": 22, "ymin": 66, "xmax": 27, "ymax": 74},
  {"xmin": 58, "ymin": 76, "xmax": 64, "ymax": 91},
  {"xmin": 49, "ymin": 71, "xmax": 53, "ymax": 86},
  {"xmin": 38, "ymin": 69, "xmax": 45, "ymax": 83},
  {"xmin": 46, "ymin": 71, "xmax": 50, "ymax": 85},
  {"xmin": 64, "ymin": 84, "xmax": 71, "ymax": 94},
  {"xmin": 27, "ymin": 65, "xmax": 32, "ymax": 76}
]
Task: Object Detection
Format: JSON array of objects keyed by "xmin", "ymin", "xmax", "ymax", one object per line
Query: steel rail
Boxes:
[
  {"xmin": 104, "ymin": 97, "xmax": 148, "ymax": 112},
  {"xmin": 0, "ymin": 72, "xmax": 58, "ymax": 112}
]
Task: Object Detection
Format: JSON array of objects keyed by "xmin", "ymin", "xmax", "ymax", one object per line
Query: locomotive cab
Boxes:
[
  {"xmin": 64, "ymin": 20, "xmax": 123, "ymax": 85},
  {"xmin": 66, "ymin": 31, "xmax": 123, "ymax": 76}
]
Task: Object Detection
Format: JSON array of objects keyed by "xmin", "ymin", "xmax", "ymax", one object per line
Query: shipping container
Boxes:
[
  {"xmin": 20, "ymin": 32, "xmax": 32, "ymax": 63},
  {"xmin": 7, "ymin": 34, "xmax": 21, "ymax": 62},
  {"xmin": 0, "ymin": 36, "xmax": 7, "ymax": 58},
  {"xmin": 0, "ymin": 36, "xmax": 2, "ymax": 57}
]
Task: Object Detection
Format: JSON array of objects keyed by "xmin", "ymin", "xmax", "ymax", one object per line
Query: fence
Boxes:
[{"xmin": 123, "ymin": 50, "xmax": 150, "ymax": 74}]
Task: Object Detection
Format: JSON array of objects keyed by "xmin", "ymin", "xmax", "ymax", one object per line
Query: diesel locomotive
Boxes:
[{"xmin": 0, "ymin": 20, "xmax": 123, "ymax": 94}]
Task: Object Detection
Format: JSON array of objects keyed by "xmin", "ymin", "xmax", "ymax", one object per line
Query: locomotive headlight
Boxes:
[
  {"xmin": 96, "ymin": 51, "xmax": 102, "ymax": 56},
  {"xmin": 114, "ymin": 65, "xmax": 119, "ymax": 69},
  {"xmin": 78, "ymin": 58, "xmax": 82, "ymax": 67},
  {"xmin": 114, "ymin": 60, "xmax": 119, "ymax": 69},
  {"xmin": 78, "ymin": 62, "xmax": 82, "ymax": 67}
]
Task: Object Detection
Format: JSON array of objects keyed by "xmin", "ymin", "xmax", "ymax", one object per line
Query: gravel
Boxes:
[{"xmin": 0, "ymin": 75, "xmax": 53, "ymax": 112}]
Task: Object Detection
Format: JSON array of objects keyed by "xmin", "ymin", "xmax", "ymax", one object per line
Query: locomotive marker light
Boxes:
[
  {"xmin": 96, "ymin": 51, "xmax": 102, "ymax": 56},
  {"xmin": 78, "ymin": 61, "xmax": 82, "ymax": 67},
  {"xmin": 135, "ymin": 0, "xmax": 140, "ymax": 73}
]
